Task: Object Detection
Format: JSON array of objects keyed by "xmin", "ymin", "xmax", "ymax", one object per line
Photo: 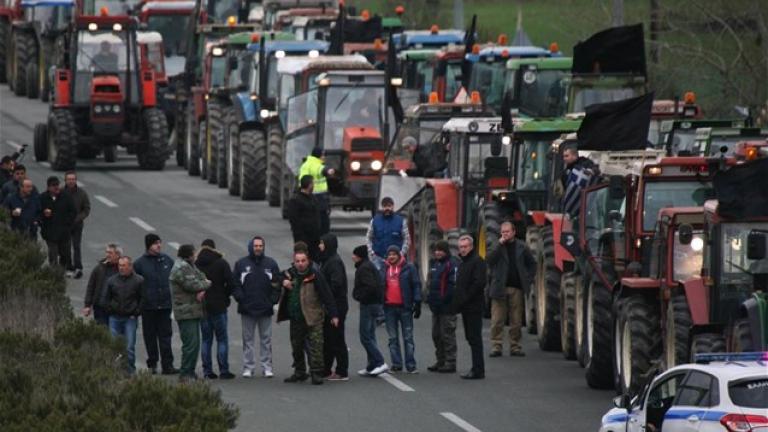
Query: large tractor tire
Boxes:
[
  {"xmin": 480, "ymin": 202, "xmax": 501, "ymax": 319},
  {"xmin": 280, "ymin": 166, "xmax": 295, "ymax": 220},
  {"xmin": 12, "ymin": 32, "xmax": 31, "ymax": 96},
  {"xmin": 730, "ymin": 319, "xmax": 756, "ymax": 352},
  {"xmin": 559, "ymin": 271, "xmax": 577, "ymax": 360},
  {"xmin": 199, "ymin": 120, "xmax": 208, "ymax": 180},
  {"xmin": 103, "ymin": 145, "xmax": 117, "ymax": 163},
  {"xmin": 690, "ymin": 333, "xmax": 726, "ymax": 360},
  {"xmin": 416, "ymin": 187, "xmax": 443, "ymax": 285},
  {"xmin": 575, "ymin": 272, "xmax": 588, "ymax": 367},
  {"xmin": 525, "ymin": 225, "xmax": 541, "ymax": 334},
  {"xmin": 584, "ymin": 277, "xmax": 614, "ymax": 389},
  {"xmin": 186, "ymin": 106, "xmax": 200, "ymax": 176},
  {"xmin": 615, "ymin": 295, "xmax": 660, "ymax": 395},
  {"xmin": 47, "ymin": 109, "xmax": 77, "ymax": 171},
  {"xmin": 663, "ymin": 293, "xmax": 692, "ymax": 369},
  {"xmin": 175, "ymin": 101, "xmax": 187, "ymax": 167},
  {"xmin": 0, "ymin": 19, "xmax": 8, "ymax": 83},
  {"xmin": 217, "ymin": 107, "xmax": 234, "ymax": 188},
  {"xmin": 266, "ymin": 124, "xmax": 283, "ymax": 207},
  {"xmin": 227, "ymin": 126, "xmax": 241, "ymax": 196},
  {"xmin": 446, "ymin": 228, "xmax": 461, "ymax": 256},
  {"xmin": 207, "ymin": 102, "xmax": 224, "ymax": 185},
  {"xmin": 26, "ymin": 62, "xmax": 39, "ymax": 99},
  {"xmin": 34, "ymin": 123, "xmax": 48, "ymax": 161},
  {"xmin": 137, "ymin": 108, "xmax": 169, "ymax": 170},
  {"xmin": 239, "ymin": 129, "xmax": 267, "ymax": 201},
  {"xmin": 536, "ymin": 225, "xmax": 562, "ymax": 351}
]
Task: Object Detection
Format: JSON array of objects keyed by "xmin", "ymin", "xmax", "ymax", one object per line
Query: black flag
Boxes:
[
  {"xmin": 461, "ymin": 14, "xmax": 477, "ymax": 90},
  {"xmin": 572, "ymin": 24, "xmax": 646, "ymax": 76},
  {"xmin": 577, "ymin": 93, "xmax": 654, "ymax": 151},
  {"xmin": 329, "ymin": 3, "xmax": 345, "ymax": 55},
  {"xmin": 386, "ymin": 31, "xmax": 403, "ymax": 125},
  {"xmin": 713, "ymin": 158, "xmax": 768, "ymax": 220}
]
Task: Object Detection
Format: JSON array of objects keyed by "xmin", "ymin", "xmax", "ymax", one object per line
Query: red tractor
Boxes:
[{"xmin": 33, "ymin": 13, "xmax": 169, "ymax": 170}]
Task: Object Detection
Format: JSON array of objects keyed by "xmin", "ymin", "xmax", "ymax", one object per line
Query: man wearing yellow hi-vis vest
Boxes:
[{"xmin": 299, "ymin": 147, "xmax": 335, "ymax": 234}]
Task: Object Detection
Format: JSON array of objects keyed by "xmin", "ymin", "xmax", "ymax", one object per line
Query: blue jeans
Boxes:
[
  {"xmin": 384, "ymin": 305, "xmax": 416, "ymax": 371},
  {"xmin": 109, "ymin": 315, "xmax": 138, "ymax": 374},
  {"xmin": 359, "ymin": 304, "xmax": 385, "ymax": 371},
  {"xmin": 200, "ymin": 312, "xmax": 229, "ymax": 375}
]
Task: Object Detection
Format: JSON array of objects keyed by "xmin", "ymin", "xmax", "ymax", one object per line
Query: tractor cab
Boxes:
[
  {"xmin": 80, "ymin": 0, "xmax": 138, "ymax": 15},
  {"xmin": 691, "ymin": 126, "xmax": 768, "ymax": 158},
  {"xmin": 137, "ymin": 30, "xmax": 166, "ymax": 84},
  {"xmin": 137, "ymin": 0, "xmax": 194, "ymax": 61},
  {"xmin": 396, "ymin": 49, "xmax": 437, "ymax": 108},
  {"xmin": 262, "ymin": 0, "xmax": 336, "ymax": 30},
  {"xmin": 392, "ymin": 28, "xmax": 464, "ymax": 51},
  {"xmin": 286, "ymin": 13, "xmax": 336, "ymax": 41},
  {"xmin": 646, "ymin": 94, "xmax": 702, "ymax": 147},
  {"xmin": 567, "ymin": 73, "xmax": 646, "ymax": 114},
  {"xmin": 659, "ymin": 119, "xmax": 743, "ymax": 156},
  {"xmin": 501, "ymin": 56, "xmax": 572, "ymax": 120}
]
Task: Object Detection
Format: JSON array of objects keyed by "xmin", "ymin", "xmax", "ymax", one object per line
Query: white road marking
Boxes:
[
  {"xmin": 129, "ymin": 217, "xmax": 156, "ymax": 232},
  {"xmin": 6, "ymin": 140, "xmax": 22, "ymax": 150},
  {"xmin": 167, "ymin": 242, "xmax": 180, "ymax": 250},
  {"xmin": 40, "ymin": 161, "xmax": 51, "ymax": 168},
  {"xmin": 94, "ymin": 195, "xmax": 118, "ymax": 208},
  {"xmin": 379, "ymin": 373, "xmax": 415, "ymax": 392},
  {"xmin": 440, "ymin": 413, "xmax": 483, "ymax": 432}
]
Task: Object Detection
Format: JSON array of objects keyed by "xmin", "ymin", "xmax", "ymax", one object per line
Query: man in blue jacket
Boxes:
[
  {"xmin": 232, "ymin": 236, "xmax": 281, "ymax": 378},
  {"xmin": 3, "ymin": 178, "xmax": 40, "ymax": 239},
  {"xmin": 133, "ymin": 233, "xmax": 177, "ymax": 375},
  {"xmin": 426, "ymin": 240, "xmax": 459, "ymax": 373},
  {"xmin": 381, "ymin": 245, "xmax": 421, "ymax": 373},
  {"xmin": 366, "ymin": 196, "xmax": 410, "ymax": 270}
]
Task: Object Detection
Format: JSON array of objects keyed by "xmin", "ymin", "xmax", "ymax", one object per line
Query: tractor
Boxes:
[
  {"xmin": 33, "ymin": 13, "xmax": 169, "ymax": 170},
  {"xmin": 690, "ymin": 126, "xmax": 768, "ymax": 158},
  {"xmin": 261, "ymin": 0, "xmax": 337, "ymax": 30},
  {"xmin": 5, "ymin": 0, "xmax": 73, "ymax": 100},
  {"xmin": 501, "ymin": 56, "xmax": 572, "ymax": 120},
  {"xmin": 658, "ymin": 119, "xmax": 742, "ymax": 156}
]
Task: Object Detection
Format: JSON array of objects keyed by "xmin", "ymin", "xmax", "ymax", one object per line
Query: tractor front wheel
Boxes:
[
  {"xmin": 26, "ymin": 62, "xmax": 39, "ymax": 99},
  {"xmin": 47, "ymin": 110, "xmax": 77, "ymax": 171},
  {"xmin": 267, "ymin": 124, "xmax": 284, "ymax": 207},
  {"xmin": 137, "ymin": 108, "xmax": 169, "ymax": 170},
  {"xmin": 560, "ymin": 271, "xmax": 577, "ymax": 360},
  {"xmin": 584, "ymin": 277, "xmax": 614, "ymax": 389},
  {"xmin": 616, "ymin": 295, "xmax": 660, "ymax": 395},
  {"xmin": 690, "ymin": 333, "xmax": 726, "ymax": 360},
  {"xmin": 34, "ymin": 123, "xmax": 48, "ymax": 162},
  {"xmin": 239, "ymin": 129, "xmax": 267, "ymax": 201},
  {"xmin": 416, "ymin": 187, "xmax": 442, "ymax": 285},
  {"xmin": 227, "ymin": 126, "xmax": 240, "ymax": 196},
  {"xmin": 664, "ymin": 293, "xmax": 692, "ymax": 369},
  {"xmin": 536, "ymin": 225, "xmax": 562, "ymax": 351}
]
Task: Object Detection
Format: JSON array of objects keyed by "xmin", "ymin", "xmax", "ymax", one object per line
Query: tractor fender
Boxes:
[
  {"xmin": 682, "ymin": 277, "xmax": 709, "ymax": 326},
  {"xmin": 191, "ymin": 87, "xmax": 205, "ymax": 122},
  {"xmin": 740, "ymin": 293, "xmax": 768, "ymax": 350},
  {"xmin": 53, "ymin": 68, "xmax": 70, "ymax": 107},
  {"xmin": 618, "ymin": 277, "xmax": 661, "ymax": 297},
  {"xmin": 233, "ymin": 91, "xmax": 258, "ymax": 123},
  {"xmin": 543, "ymin": 213, "xmax": 574, "ymax": 272},
  {"xmin": 425, "ymin": 179, "xmax": 458, "ymax": 232},
  {"xmin": 527, "ymin": 210, "xmax": 547, "ymax": 227}
]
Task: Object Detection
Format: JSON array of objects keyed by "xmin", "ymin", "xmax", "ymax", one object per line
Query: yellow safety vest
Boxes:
[{"xmin": 298, "ymin": 155, "xmax": 328, "ymax": 193}]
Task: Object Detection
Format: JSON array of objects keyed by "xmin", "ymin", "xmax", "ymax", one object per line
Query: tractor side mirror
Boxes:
[
  {"xmin": 228, "ymin": 56, "xmax": 238, "ymax": 71},
  {"xmin": 490, "ymin": 136, "xmax": 502, "ymax": 157},
  {"xmin": 747, "ymin": 232, "xmax": 767, "ymax": 260},
  {"xmin": 613, "ymin": 394, "xmax": 631, "ymax": 411},
  {"xmin": 679, "ymin": 224, "xmax": 694, "ymax": 245},
  {"xmin": 608, "ymin": 175, "xmax": 624, "ymax": 199}
]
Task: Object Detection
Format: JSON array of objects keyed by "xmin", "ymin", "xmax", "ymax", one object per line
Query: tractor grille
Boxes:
[
  {"xmin": 351, "ymin": 138, "xmax": 383, "ymax": 152},
  {"xmin": 95, "ymin": 85, "xmax": 120, "ymax": 93}
]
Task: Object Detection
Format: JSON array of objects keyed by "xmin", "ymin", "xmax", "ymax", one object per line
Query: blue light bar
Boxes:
[{"xmin": 694, "ymin": 352, "xmax": 768, "ymax": 364}]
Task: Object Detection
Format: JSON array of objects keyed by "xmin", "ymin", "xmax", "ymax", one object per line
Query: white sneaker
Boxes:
[
  {"xmin": 369, "ymin": 363, "xmax": 390, "ymax": 376},
  {"xmin": 263, "ymin": 370, "xmax": 274, "ymax": 378},
  {"xmin": 65, "ymin": 270, "xmax": 74, "ymax": 278},
  {"xmin": 357, "ymin": 368, "xmax": 370, "ymax": 376},
  {"xmin": 242, "ymin": 369, "xmax": 253, "ymax": 378}
]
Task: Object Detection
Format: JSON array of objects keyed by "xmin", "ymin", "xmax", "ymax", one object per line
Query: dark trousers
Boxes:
[
  {"xmin": 359, "ymin": 303, "xmax": 385, "ymax": 370},
  {"xmin": 200, "ymin": 312, "xmax": 230, "ymax": 375},
  {"xmin": 323, "ymin": 312, "xmax": 348, "ymax": 377},
  {"xmin": 70, "ymin": 223, "xmax": 84, "ymax": 270},
  {"xmin": 289, "ymin": 319, "xmax": 323, "ymax": 374},
  {"xmin": 462, "ymin": 310, "xmax": 485, "ymax": 375},
  {"xmin": 178, "ymin": 319, "xmax": 201, "ymax": 378},
  {"xmin": 142, "ymin": 309, "xmax": 174, "ymax": 370},
  {"xmin": 316, "ymin": 192, "xmax": 330, "ymax": 235},
  {"xmin": 46, "ymin": 236, "xmax": 72, "ymax": 269},
  {"xmin": 93, "ymin": 306, "xmax": 109, "ymax": 326}
]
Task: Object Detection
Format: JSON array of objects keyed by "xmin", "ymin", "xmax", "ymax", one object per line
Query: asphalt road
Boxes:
[{"xmin": 0, "ymin": 86, "xmax": 613, "ymax": 432}]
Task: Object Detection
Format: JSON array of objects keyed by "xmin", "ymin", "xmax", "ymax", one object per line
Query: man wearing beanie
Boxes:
[
  {"xmin": 352, "ymin": 245, "xmax": 388, "ymax": 376},
  {"xmin": 366, "ymin": 196, "xmax": 410, "ymax": 271},
  {"xmin": 381, "ymin": 245, "xmax": 421, "ymax": 373},
  {"xmin": 426, "ymin": 240, "xmax": 460, "ymax": 373},
  {"xmin": 170, "ymin": 244, "xmax": 211, "ymax": 381},
  {"xmin": 134, "ymin": 233, "xmax": 178, "ymax": 374}
]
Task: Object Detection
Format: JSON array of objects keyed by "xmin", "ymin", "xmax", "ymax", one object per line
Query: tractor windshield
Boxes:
[
  {"xmin": 673, "ymin": 230, "xmax": 704, "ymax": 282},
  {"xmin": 469, "ymin": 62, "xmax": 506, "ymax": 112},
  {"xmin": 570, "ymin": 85, "xmax": 640, "ymax": 113},
  {"xmin": 667, "ymin": 129, "xmax": 698, "ymax": 155},
  {"xmin": 642, "ymin": 181, "xmax": 713, "ymax": 232},
  {"xmin": 459, "ymin": 134, "xmax": 511, "ymax": 181},
  {"xmin": 26, "ymin": 3, "xmax": 72, "ymax": 31},
  {"xmin": 295, "ymin": 24, "xmax": 332, "ymax": 41},
  {"xmin": 719, "ymin": 222, "xmax": 768, "ymax": 286},
  {"xmin": 509, "ymin": 68, "xmax": 569, "ymax": 118},
  {"xmin": 82, "ymin": 0, "xmax": 136, "ymax": 15},
  {"xmin": 75, "ymin": 30, "xmax": 137, "ymax": 104},
  {"xmin": 514, "ymin": 138, "xmax": 549, "ymax": 191},
  {"xmin": 147, "ymin": 15, "xmax": 190, "ymax": 56},
  {"xmin": 322, "ymin": 86, "xmax": 385, "ymax": 150},
  {"xmin": 210, "ymin": 56, "xmax": 227, "ymax": 87},
  {"xmin": 442, "ymin": 59, "xmax": 463, "ymax": 102},
  {"xmin": 211, "ymin": 0, "xmax": 239, "ymax": 23}
]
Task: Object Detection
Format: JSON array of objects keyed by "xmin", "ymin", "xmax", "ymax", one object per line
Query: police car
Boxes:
[{"xmin": 599, "ymin": 352, "xmax": 768, "ymax": 432}]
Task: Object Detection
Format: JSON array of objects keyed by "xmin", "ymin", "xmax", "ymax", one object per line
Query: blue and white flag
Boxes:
[{"xmin": 563, "ymin": 165, "xmax": 599, "ymax": 218}]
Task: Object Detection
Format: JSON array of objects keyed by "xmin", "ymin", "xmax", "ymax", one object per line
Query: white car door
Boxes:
[
  {"xmin": 663, "ymin": 370, "xmax": 719, "ymax": 432},
  {"xmin": 635, "ymin": 371, "xmax": 688, "ymax": 432}
]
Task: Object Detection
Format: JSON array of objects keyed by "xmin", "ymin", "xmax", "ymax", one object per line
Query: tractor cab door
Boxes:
[
  {"xmin": 511, "ymin": 134, "xmax": 556, "ymax": 215},
  {"xmin": 579, "ymin": 182, "xmax": 627, "ymax": 281},
  {"xmin": 284, "ymin": 89, "xmax": 318, "ymax": 177}
]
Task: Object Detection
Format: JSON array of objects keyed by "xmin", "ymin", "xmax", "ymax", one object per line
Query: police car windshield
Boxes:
[
  {"xmin": 729, "ymin": 377, "xmax": 768, "ymax": 409},
  {"xmin": 642, "ymin": 181, "xmax": 713, "ymax": 231},
  {"xmin": 469, "ymin": 62, "xmax": 506, "ymax": 112},
  {"xmin": 147, "ymin": 15, "xmax": 190, "ymax": 56},
  {"xmin": 720, "ymin": 222, "xmax": 768, "ymax": 285},
  {"xmin": 514, "ymin": 69, "xmax": 569, "ymax": 118},
  {"xmin": 323, "ymin": 86, "xmax": 385, "ymax": 150}
]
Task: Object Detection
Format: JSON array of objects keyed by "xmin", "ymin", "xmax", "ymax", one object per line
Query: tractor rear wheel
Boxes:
[
  {"xmin": 227, "ymin": 126, "xmax": 240, "ymax": 196},
  {"xmin": 267, "ymin": 124, "xmax": 283, "ymax": 207},
  {"xmin": 480, "ymin": 202, "xmax": 501, "ymax": 319},
  {"xmin": 616, "ymin": 295, "xmax": 660, "ymax": 395},
  {"xmin": 175, "ymin": 101, "xmax": 187, "ymax": 167},
  {"xmin": 47, "ymin": 110, "xmax": 77, "ymax": 171},
  {"xmin": 216, "ymin": 107, "xmax": 233, "ymax": 188},
  {"xmin": 731, "ymin": 319, "xmax": 755, "ymax": 352},
  {"xmin": 13, "ymin": 32, "xmax": 30, "ymax": 96},
  {"xmin": 207, "ymin": 102, "xmax": 223, "ymax": 185},
  {"xmin": 199, "ymin": 120, "xmax": 208, "ymax": 180},
  {"xmin": 26, "ymin": 62, "xmax": 39, "ymax": 99},
  {"xmin": 575, "ymin": 272, "xmax": 588, "ymax": 367},
  {"xmin": 280, "ymin": 166, "xmax": 295, "ymax": 220},
  {"xmin": 138, "ymin": 108, "xmax": 169, "ymax": 170},
  {"xmin": 584, "ymin": 277, "xmax": 614, "ymax": 389},
  {"xmin": 560, "ymin": 271, "xmax": 577, "ymax": 360},
  {"xmin": 240, "ymin": 129, "xmax": 267, "ymax": 201},
  {"xmin": 186, "ymin": 106, "xmax": 200, "ymax": 176},
  {"xmin": 416, "ymin": 187, "xmax": 442, "ymax": 285},
  {"xmin": 34, "ymin": 123, "xmax": 48, "ymax": 162},
  {"xmin": 664, "ymin": 293, "xmax": 692, "ymax": 369},
  {"xmin": 0, "ymin": 19, "xmax": 8, "ymax": 83},
  {"xmin": 690, "ymin": 333, "xmax": 726, "ymax": 360},
  {"xmin": 103, "ymin": 145, "xmax": 117, "ymax": 163},
  {"xmin": 536, "ymin": 225, "xmax": 562, "ymax": 351},
  {"xmin": 525, "ymin": 225, "xmax": 541, "ymax": 334}
]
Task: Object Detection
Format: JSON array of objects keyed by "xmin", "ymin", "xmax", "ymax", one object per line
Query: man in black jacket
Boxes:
[
  {"xmin": 39, "ymin": 176, "xmax": 76, "ymax": 268},
  {"xmin": 287, "ymin": 175, "xmax": 322, "ymax": 262},
  {"xmin": 64, "ymin": 171, "xmax": 90, "ymax": 279},
  {"xmin": 104, "ymin": 256, "xmax": 143, "ymax": 374},
  {"xmin": 351, "ymin": 245, "xmax": 388, "ymax": 376},
  {"xmin": 452, "ymin": 234, "xmax": 487, "ymax": 380},
  {"xmin": 319, "ymin": 233, "xmax": 349, "ymax": 380},
  {"xmin": 83, "ymin": 243, "xmax": 122, "ymax": 326},
  {"xmin": 195, "ymin": 239, "xmax": 235, "ymax": 380}
]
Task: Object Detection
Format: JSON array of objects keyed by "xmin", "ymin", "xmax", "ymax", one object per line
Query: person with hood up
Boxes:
[
  {"xmin": 195, "ymin": 239, "xmax": 235, "ymax": 380},
  {"xmin": 232, "ymin": 236, "xmax": 282, "ymax": 378},
  {"xmin": 381, "ymin": 245, "xmax": 421, "ymax": 373},
  {"xmin": 319, "ymin": 233, "xmax": 349, "ymax": 381},
  {"xmin": 426, "ymin": 240, "xmax": 460, "ymax": 373},
  {"xmin": 352, "ymin": 245, "xmax": 388, "ymax": 377},
  {"xmin": 287, "ymin": 175, "xmax": 322, "ymax": 262},
  {"xmin": 170, "ymin": 244, "xmax": 210, "ymax": 382},
  {"xmin": 278, "ymin": 248, "xmax": 339, "ymax": 385}
]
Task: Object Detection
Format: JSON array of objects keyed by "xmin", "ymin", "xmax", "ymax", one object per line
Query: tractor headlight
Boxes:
[
  {"xmin": 260, "ymin": 109, "xmax": 270, "ymax": 119},
  {"xmin": 350, "ymin": 161, "xmax": 361, "ymax": 171},
  {"xmin": 308, "ymin": 50, "xmax": 319, "ymax": 58},
  {"xmin": 112, "ymin": 104, "xmax": 120, "ymax": 113},
  {"xmin": 94, "ymin": 105, "xmax": 103, "ymax": 113},
  {"xmin": 104, "ymin": 104, "xmax": 112, "ymax": 112},
  {"xmin": 502, "ymin": 135, "xmax": 511, "ymax": 145},
  {"xmin": 112, "ymin": 23, "xmax": 122, "ymax": 32},
  {"xmin": 370, "ymin": 159, "xmax": 383, "ymax": 171}
]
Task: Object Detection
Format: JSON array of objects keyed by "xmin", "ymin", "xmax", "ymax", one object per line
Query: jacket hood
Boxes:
[
  {"xmin": 247, "ymin": 236, "xmax": 265, "ymax": 262},
  {"xmin": 320, "ymin": 233, "xmax": 338, "ymax": 258},
  {"xmin": 195, "ymin": 246, "xmax": 222, "ymax": 267}
]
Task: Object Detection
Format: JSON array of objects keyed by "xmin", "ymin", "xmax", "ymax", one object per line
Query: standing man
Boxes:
[
  {"xmin": 287, "ymin": 175, "xmax": 322, "ymax": 262},
  {"xmin": 232, "ymin": 236, "xmax": 281, "ymax": 379},
  {"xmin": 39, "ymin": 176, "xmax": 76, "ymax": 269},
  {"xmin": 487, "ymin": 221, "xmax": 536, "ymax": 357},
  {"xmin": 83, "ymin": 243, "xmax": 122, "ymax": 326},
  {"xmin": 298, "ymin": 147, "xmax": 335, "ymax": 235},
  {"xmin": 195, "ymin": 239, "xmax": 235, "ymax": 380},
  {"xmin": 1, "ymin": 164, "xmax": 33, "ymax": 201},
  {"xmin": 452, "ymin": 235, "xmax": 487, "ymax": 379},
  {"xmin": 133, "ymin": 233, "xmax": 177, "ymax": 375},
  {"xmin": 560, "ymin": 144, "xmax": 599, "ymax": 219},
  {"xmin": 319, "ymin": 233, "xmax": 349, "ymax": 381},
  {"xmin": 170, "ymin": 244, "xmax": 210, "ymax": 382},
  {"xmin": 352, "ymin": 245, "xmax": 388, "ymax": 376},
  {"xmin": 64, "ymin": 171, "xmax": 90, "ymax": 279},
  {"xmin": 277, "ymin": 248, "xmax": 339, "ymax": 385},
  {"xmin": 104, "ymin": 256, "xmax": 143, "ymax": 374},
  {"xmin": 366, "ymin": 196, "xmax": 410, "ymax": 271},
  {"xmin": 426, "ymin": 240, "xmax": 459, "ymax": 373},
  {"xmin": 3, "ymin": 178, "xmax": 41, "ymax": 239},
  {"xmin": 381, "ymin": 245, "xmax": 421, "ymax": 373}
]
